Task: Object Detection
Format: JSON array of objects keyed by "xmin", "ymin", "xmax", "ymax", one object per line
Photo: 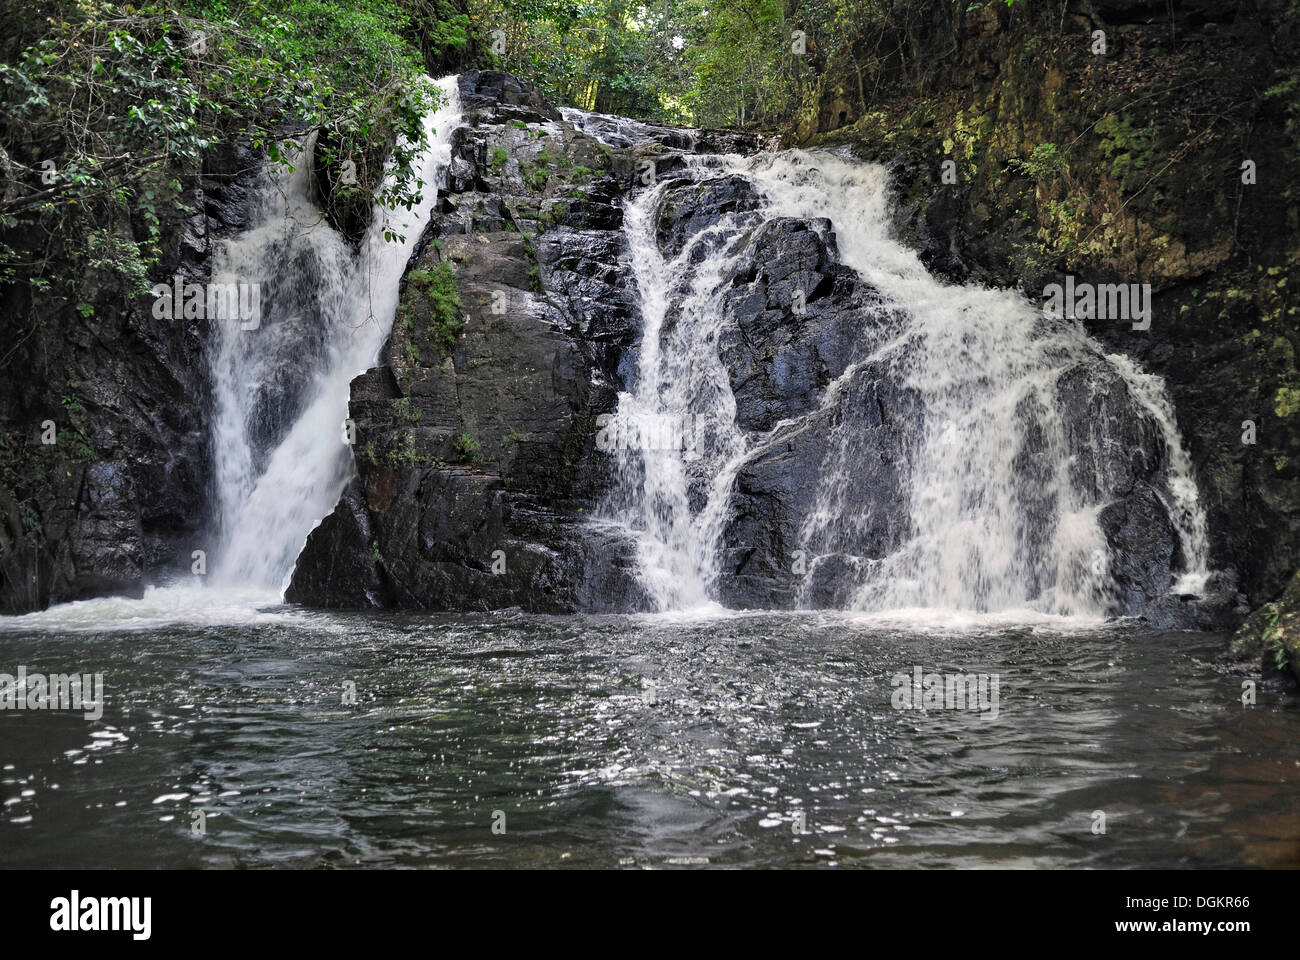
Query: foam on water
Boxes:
[{"xmin": 0, "ymin": 584, "xmax": 307, "ymax": 632}]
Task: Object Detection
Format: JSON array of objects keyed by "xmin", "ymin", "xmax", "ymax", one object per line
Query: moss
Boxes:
[
  {"xmin": 1007, "ymin": 142, "xmax": 1065, "ymax": 182},
  {"xmin": 521, "ymin": 238, "xmax": 542, "ymax": 292},
  {"xmin": 386, "ymin": 430, "xmax": 433, "ymax": 468},
  {"xmin": 1096, "ymin": 114, "xmax": 1156, "ymax": 195},
  {"xmin": 408, "ymin": 262, "xmax": 463, "ymax": 358},
  {"xmin": 489, "ymin": 145, "xmax": 508, "ymax": 170},
  {"xmin": 1275, "ymin": 386, "xmax": 1300, "ymax": 418},
  {"xmin": 519, "ymin": 162, "xmax": 549, "ymax": 192},
  {"xmin": 392, "ymin": 396, "xmax": 421, "ymax": 423}
]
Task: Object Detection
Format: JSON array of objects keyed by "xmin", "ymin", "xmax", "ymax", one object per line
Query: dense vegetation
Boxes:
[
  {"xmin": 0, "ymin": 0, "xmax": 450, "ymax": 297},
  {"xmin": 481, "ymin": 0, "xmax": 962, "ymax": 126},
  {"xmin": 0, "ymin": 0, "xmax": 841, "ymax": 293},
  {"xmin": 10, "ymin": 0, "xmax": 1295, "ymax": 291}
]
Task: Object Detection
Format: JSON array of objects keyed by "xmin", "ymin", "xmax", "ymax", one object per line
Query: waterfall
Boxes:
[
  {"xmin": 605, "ymin": 181, "xmax": 749, "ymax": 610},
  {"xmin": 605, "ymin": 148, "xmax": 1210, "ymax": 616},
  {"xmin": 207, "ymin": 75, "xmax": 462, "ymax": 593}
]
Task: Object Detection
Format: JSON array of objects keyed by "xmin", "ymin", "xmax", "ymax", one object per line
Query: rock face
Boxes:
[
  {"xmin": 288, "ymin": 73, "xmax": 907, "ymax": 613},
  {"xmin": 287, "ymin": 72, "xmax": 811, "ymax": 612},
  {"xmin": 0, "ymin": 146, "xmax": 262, "ymax": 613},
  {"xmin": 287, "ymin": 72, "xmax": 659, "ymax": 611},
  {"xmin": 1226, "ymin": 570, "xmax": 1300, "ymax": 684},
  {"xmin": 709, "ymin": 217, "xmax": 917, "ymax": 609},
  {"xmin": 1, "ymin": 60, "xmax": 1240, "ymax": 625}
]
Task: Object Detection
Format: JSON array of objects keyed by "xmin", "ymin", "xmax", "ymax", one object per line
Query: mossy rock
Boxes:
[{"xmin": 1229, "ymin": 571, "xmax": 1300, "ymax": 683}]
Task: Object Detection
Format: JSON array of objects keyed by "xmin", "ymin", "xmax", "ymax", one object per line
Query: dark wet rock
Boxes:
[
  {"xmin": 1099, "ymin": 486, "xmax": 1178, "ymax": 615},
  {"xmin": 659, "ymin": 211, "xmax": 920, "ymax": 609},
  {"xmin": 289, "ymin": 68, "xmax": 1222, "ymax": 621},
  {"xmin": 797, "ymin": 1, "xmax": 1299, "ymax": 633},
  {"xmin": 561, "ymin": 108, "xmax": 774, "ymax": 156},
  {"xmin": 707, "ymin": 217, "xmax": 917, "ymax": 608},
  {"xmin": 656, "ymin": 175, "xmax": 762, "ymax": 259},
  {"xmin": 458, "ymin": 70, "xmax": 561, "ymax": 123},
  {"xmin": 719, "ymin": 218, "xmax": 877, "ymax": 430},
  {"xmin": 0, "ymin": 143, "xmax": 261, "ymax": 612},
  {"xmin": 1225, "ymin": 569, "xmax": 1300, "ymax": 684},
  {"xmin": 283, "ymin": 478, "xmax": 388, "ymax": 609}
]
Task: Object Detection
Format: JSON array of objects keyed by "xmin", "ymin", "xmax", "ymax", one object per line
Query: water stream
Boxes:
[{"xmin": 210, "ymin": 75, "xmax": 463, "ymax": 594}]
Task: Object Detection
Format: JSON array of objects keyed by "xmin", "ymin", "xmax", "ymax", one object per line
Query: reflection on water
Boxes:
[{"xmin": 0, "ymin": 605, "xmax": 1296, "ymax": 868}]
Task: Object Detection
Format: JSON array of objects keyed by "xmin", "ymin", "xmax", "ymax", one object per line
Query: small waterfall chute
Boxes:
[{"xmin": 207, "ymin": 75, "xmax": 463, "ymax": 595}]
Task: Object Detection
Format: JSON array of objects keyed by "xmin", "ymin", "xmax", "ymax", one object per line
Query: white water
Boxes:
[
  {"xmin": 608, "ymin": 182, "xmax": 750, "ymax": 612},
  {"xmin": 559, "ymin": 106, "xmax": 696, "ymax": 150},
  {"xmin": 1, "ymin": 76, "xmax": 463, "ymax": 629},
  {"xmin": 607, "ymin": 149, "xmax": 1211, "ymax": 615},
  {"xmin": 212, "ymin": 75, "xmax": 462, "ymax": 593}
]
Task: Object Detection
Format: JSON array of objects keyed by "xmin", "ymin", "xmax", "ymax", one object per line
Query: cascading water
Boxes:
[
  {"xmin": 559, "ymin": 107, "xmax": 696, "ymax": 150},
  {"xmin": 1, "ymin": 75, "xmax": 464, "ymax": 626},
  {"xmin": 607, "ymin": 184, "xmax": 749, "ymax": 610},
  {"xmin": 208, "ymin": 75, "xmax": 462, "ymax": 595},
  {"xmin": 605, "ymin": 148, "xmax": 1211, "ymax": 616}
]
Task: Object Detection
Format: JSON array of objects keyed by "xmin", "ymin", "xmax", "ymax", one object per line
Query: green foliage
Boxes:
[
  {"xmin": 0, "ymin": 410, "xmax": 97, "ymax": 548},
  {"xmin": 1096, "ymin": 115, "xmax": 1155, "ymax": 194},
  {"xmin": 387, "ymin": 428, "xmax": 433, "ymax": 466},
  {"xmin": 1275, "ymin": 386, "xmax": 1300, "ymax": 418},
  {"xmin": 489, "ymin": 144, "xmax": 509, "ymax": 169},
  {"xmin": 408, "ymin": 261, "xmax": 462, "ymax": 356},
  {"xmin": 1008, "ymin": 142, "xmax": 1065, "ymax": 182},
  {"xmin": 393, "ymin": 395, "xmax": 422, "ymax": 422},
  {"xmin": 0, "ymin": 0, "xmax": 440, "ymax": 298},
  {"xmin": 453, "ymin": 431, "xmax": 481, "ymax": 462},
  {"xmin": 469, "ymin": 0, "xmax": 813, "ymax": 126},
  {"xmin": 1265, "ymin": 66, "xmax": 1300, "ymax": 147},
  {"xmin": 1260, "ymin": 610, "xmax": 1288, "ymax": 671},
  {"xmin": 1265, "ymin": 62, "xmax": 1300, "ymax": 195},
  {"xmin": 414, "ymin": 0, "xmax": 471, "ymax": 59}
]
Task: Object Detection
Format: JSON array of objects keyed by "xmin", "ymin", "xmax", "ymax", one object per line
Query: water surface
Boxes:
[{"xmin": 1, "ymin": 604, "xmax": 1296, "ymax": 868}]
